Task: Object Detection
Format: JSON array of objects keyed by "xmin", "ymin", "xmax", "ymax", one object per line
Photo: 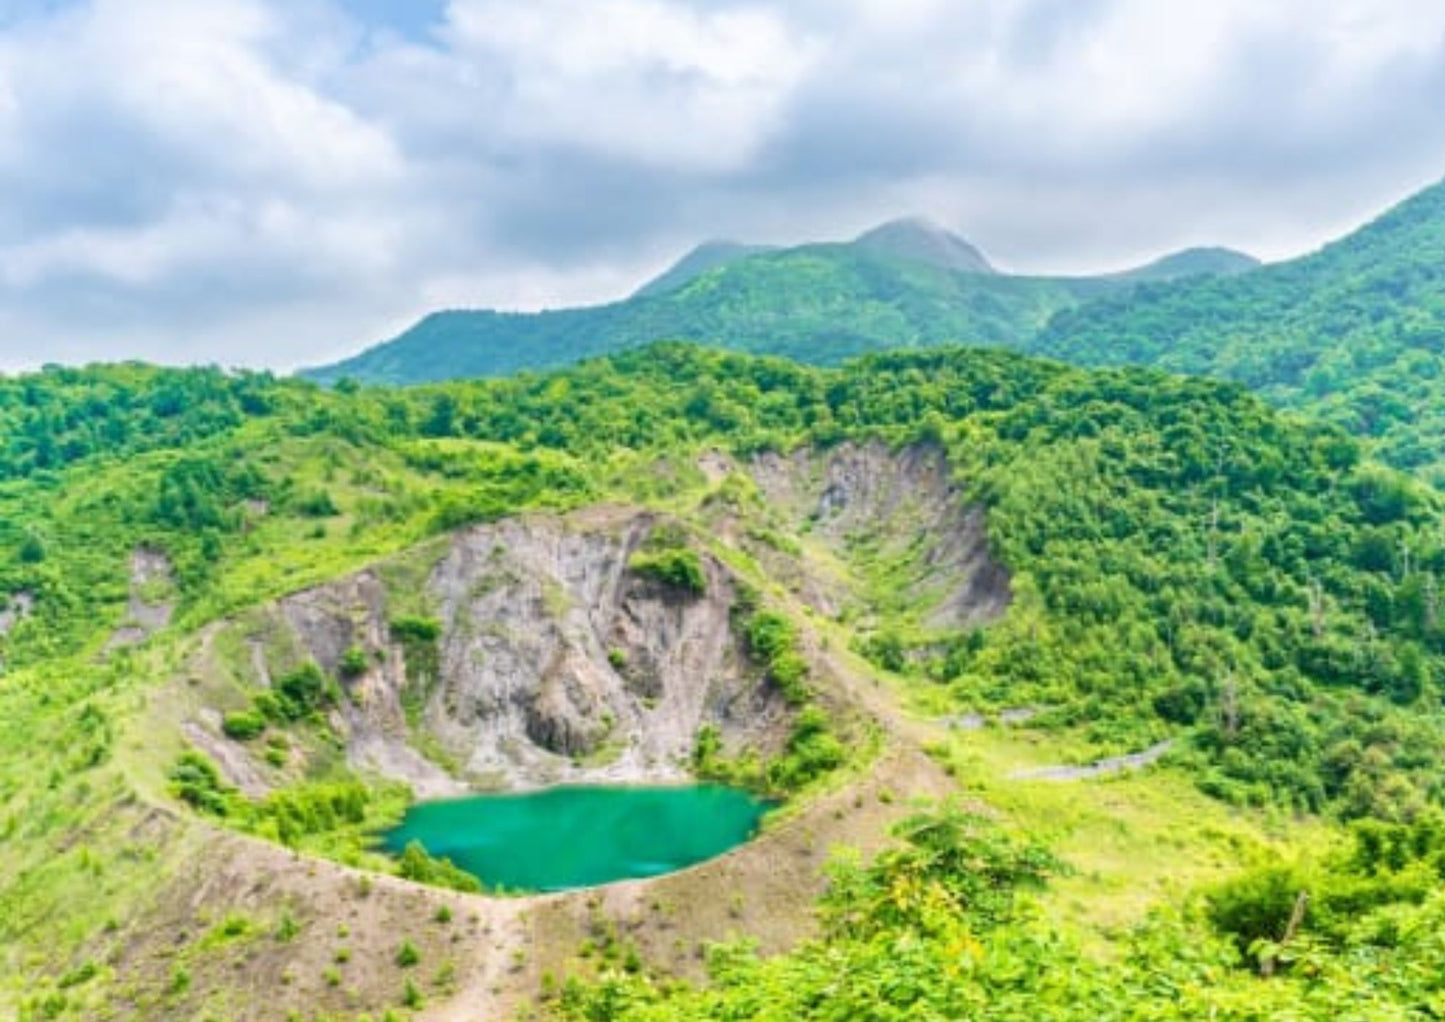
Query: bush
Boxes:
[
  {"xmin": 338, "ymin": 646, "xmax": 370, "ymax": 679},
  {"xmin": 768, "ymin": 705, "xmax": 845, "ymax": 791},
  {"xmin": 261, "ymin": 661, "xmax": 338, "ymax": 722},
  {"xmin": 221, "ymin": 710, "xmax": 266, "ymax": 741},
  {"xmin": 168, "ymin": 750, "xmax": 233, "ymax": 816},
  {"xmin": 295, "ymin": 488, "xmax": 339, "ymax": 517},
  {"xmin": 396, "ymin": 840, "xmax": 481, "ymax": 893},
  {"xmin": 390, "ymin": 616, "xmax": 441, "ymax": 644},
  {"xmin": 745, "ymin": 610, "xmax": 810, "ymax": 704},
  {"xmin": 396, "ymin": 939, "xmax": 420, "ymax": 968},
  {"xmin": 628, "ymin": 548, "xmax": 707, "ymax": 595}
]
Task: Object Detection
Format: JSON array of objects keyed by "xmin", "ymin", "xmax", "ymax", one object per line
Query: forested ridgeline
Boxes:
[{"xmin": 3, "ymin": 344, "xmax": 1444, "ymax": 820}]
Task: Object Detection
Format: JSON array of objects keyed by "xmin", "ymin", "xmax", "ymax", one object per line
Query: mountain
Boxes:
[
  {"xmin": 7, "ymin": 345, "xmax": 1445, "ymax": 1017},
  {"xmin": 1031, "ymin": 177, "xmax": 1445, "ymax": 471},
  {"xmin": 851, "ymin": 216, "xmax": 996, "ymax": 274},
  {"xmin": 301, "ymin": 223, "xmax": 1253, "ymax": 386},
  {"xmin": 301, "ymin": 245, "xmax": 1111, "ymax": 385},
  {"xmin": 633, "ymin": 239, "xmax": 778, "ymax": 297},
  {"xmin": 1109, "ymin": 245, "xmax": 1260, "ymax": 282}
]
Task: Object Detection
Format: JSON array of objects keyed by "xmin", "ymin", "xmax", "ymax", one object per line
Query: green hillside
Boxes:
[
  {"xmin": 301, "ymin": 222, "xmax": 1252, "ymax": 387},
  {"xmin": 632, "ymin": 240, "xmax": 778, "ymax": 297},
  {"xmin": 302, "ymin": 247, "xmax": 1101, "ymax": 386},
  {"xmin": 10, "ymin": 344, "xmax": 1445, "ymax": 1017},
  {"xmin": 1032, "ymin": 177, "xmax": 1445, "ymax": 473}
]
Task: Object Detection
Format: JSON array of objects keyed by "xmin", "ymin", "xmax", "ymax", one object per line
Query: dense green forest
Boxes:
[{"xmin": 8, "ymin": 343, "xmax": 1445, "ymax": 1018}]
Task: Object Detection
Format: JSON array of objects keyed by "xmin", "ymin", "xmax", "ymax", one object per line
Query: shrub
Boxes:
[
  {"xmin": 296, "ymin": 489, "xmax": 339, "ymax": 517},
  {"xmin": 168, "ymin": 750, "xmax": 233, "ymax": 816},
  {"xmin": 338, "ymin": 646, "xmax": 370, "ymax": 679},
  {"xmin": 745, "ymin": 610, "xmax": 809, "ymax": 704},
  {"xmin": 262, "ymin": 661, "xmax": 338, "ymax": 722},
  {"xmin": 628, "ymin": 548, "xmax": 707, "ymax": 595},
  {"xmin": 396, "ymin": 939, "xmax": 420, "ymax": 968},
  {"xmin": 221, "ymin": 710, "xmax": 266, "ymax": 741},
  {"xmin": 396, "ymin": 840, "xmax": 481, "ymax": 894}
]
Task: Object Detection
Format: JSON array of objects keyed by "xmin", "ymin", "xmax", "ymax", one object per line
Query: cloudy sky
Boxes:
[{"xmin": 0, "ymin": 0, "xmax": 1444, "ymax": 372}]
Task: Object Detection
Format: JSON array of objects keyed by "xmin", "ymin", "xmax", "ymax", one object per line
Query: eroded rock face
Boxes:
[
  {"xmin": 107, "ymin": 547, "xmax": 176, "ymax": 648},
  {"xmin": 749, "ymin": 442, "xmax": 1011, "ymax": 629},
  {"xmin": 230, "ymin": 508, "xmax": 785, "ymax": 791},
  {"xmin": 0, "ymin": 591, "xmax": 33, "ymax": 637},
  {"xmin": 424, "ymin": 509, "xmax": 782, "ymax": 786}
]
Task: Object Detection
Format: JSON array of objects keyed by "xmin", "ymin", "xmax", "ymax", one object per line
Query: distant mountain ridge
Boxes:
[
  {"xmin": 1029, "ymin": 175, "xmax": 1445, "ymax": 470},
  {"xmin": 301, "ymin": 218, "xmax": 1254, "ymax": 386}
]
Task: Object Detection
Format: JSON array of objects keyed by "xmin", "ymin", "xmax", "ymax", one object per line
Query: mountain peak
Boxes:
[
  {"xmin": 1114, "ymin": 246, "xmax": 1261, "ymax": 283},
  {"xmin": 852, "ymin": 217, "xmax": 995, "ymax": 274}
]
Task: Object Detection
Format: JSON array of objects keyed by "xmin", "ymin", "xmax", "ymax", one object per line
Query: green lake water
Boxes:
[{"xmin": 380, "ymin": 784, "xmax": 771, "ymax": 892}]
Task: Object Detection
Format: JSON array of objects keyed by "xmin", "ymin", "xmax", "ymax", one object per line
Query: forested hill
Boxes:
[
  {"xmin": 299, "ymin": 223, "xmax": 1253, "ymax": 387},
  {"xmin": 1031, "ymin": 176, "xmax": 1445, "ymax": 473},
  {"xmin": 7, "ymin": 342, "xmax": 1445, "ymax": 823},
  {"xmin": 13, "ymin": 343, "xmax": 1445, "ymax": 1015}
]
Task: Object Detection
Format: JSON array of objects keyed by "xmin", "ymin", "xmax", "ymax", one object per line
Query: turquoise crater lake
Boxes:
[{"xmin": 380, "ymin": 784, "xmax": 771, "ymax": 892}]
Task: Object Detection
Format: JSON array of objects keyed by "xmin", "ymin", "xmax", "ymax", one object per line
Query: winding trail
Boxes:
[{"xmin": 1008, "ymin": 740, "xmax": 1175, "ymax": 781}]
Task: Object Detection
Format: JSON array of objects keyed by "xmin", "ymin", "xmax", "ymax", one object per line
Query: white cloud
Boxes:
[
  {"xmin": 0, "ymin": 0, "xmax": 1444, "ymax": 371},
  {"xmin": 416, "ymin": 0, "xmax": 817, "ymax": 171}
]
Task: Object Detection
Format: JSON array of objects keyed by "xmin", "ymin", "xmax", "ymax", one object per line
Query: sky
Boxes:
[{"xmin": 0, "ymin": 0, "xmax": 1444, "ymax": 372}]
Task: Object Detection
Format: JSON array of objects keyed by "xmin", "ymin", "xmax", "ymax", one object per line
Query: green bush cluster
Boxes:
[
  {"xmin": 168, "ymin": 750, "xmax": 234, "ymax": 817},
  {"xmin": 627, "ymin": 548, "xmax": 706, "ymax": 595},
  {"xmin": 742, "ymin": 610, "xmax": 809, "ymax": 705},
  {"xmin": 396, "ymin": 841, "xmax": 481, "ymax": 894}
]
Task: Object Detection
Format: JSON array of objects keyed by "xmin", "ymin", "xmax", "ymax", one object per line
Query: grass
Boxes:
[{"xmin": 922, "ymin": 726, "xmax": 1319, "ymax": 945}]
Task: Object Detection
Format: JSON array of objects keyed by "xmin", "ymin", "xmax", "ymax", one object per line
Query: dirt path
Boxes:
[{"xmin": 1008, "ymin": 740, "xmax": 1174, "ymax": 781}]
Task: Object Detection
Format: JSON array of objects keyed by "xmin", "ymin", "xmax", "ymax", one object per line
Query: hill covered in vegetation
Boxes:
[
  {"xmin": 9, "ymin": 344, "xmax": 1445, "ymax": 1018},
  {"xmin": 1032, "ymin": 176, "xmax": 1445, "ymax": 473},
  {"xmin": 301, "ymin": 221, "xmax": 1253, "ymax": 387},
  {"xmin": 308, "ymin": 178, "xmax": 1445, "ymax": 482}
]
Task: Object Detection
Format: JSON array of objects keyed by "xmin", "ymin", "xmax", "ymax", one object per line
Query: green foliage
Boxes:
[
  {"xmin": 167, "ymin": 750, "xmax": 234, "ymax": 817},
  {"xmin": 742, "ymin": 610, "xmax": 809, "ymax": 705},
  {"xmin": 1206, "ymin": 812, "xmax": 1445, "ymax": 960},
  {"xmin": 395, "ymin": 939, "xmax": 420, "ymax": 968},
  {"xmin": 0, "ymin": 363, "xmax": 284, "ymax": 482},
  {"xmin": 628, "ymin": 548, "xmax": 706, "ymax": 595},
  {"xmin": 220, "ymin": 709, "xmax": 266, "ymax": 741},
  {"xmin": 293, "ymin": 488, "xmax": 340, "ymax": 517},
  {"xmin": 1033, "ymin": 178, "xmax": 1445, "ymax": 471},
  {"xmin": 254, "ymin": 781, "xmax": 369, "ymax": 847},
  {"xmin": 300, "ymin": 247, "xmax": 1121, "ymax": 387},
  {"xmin": 389, "ymin": 615, "xmax": 440, "ymax": 644},
  {"xmin": 765, "ymin": 706, "xmax": 845, "ymax": 791},
  {"xmin": 338, "ymin": 645, "xmax": 370, "ymax": 679},
  {"xmin": 257, "ymin": 661, "xmax": 339, "ymax": 723},
  {"xmin": 396, "ymin": 840, "xmax": 482, "ymax": 894},
  {"xmin": 821, "ymin": 804, "xmax": 1060, "ymax": 938}
]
